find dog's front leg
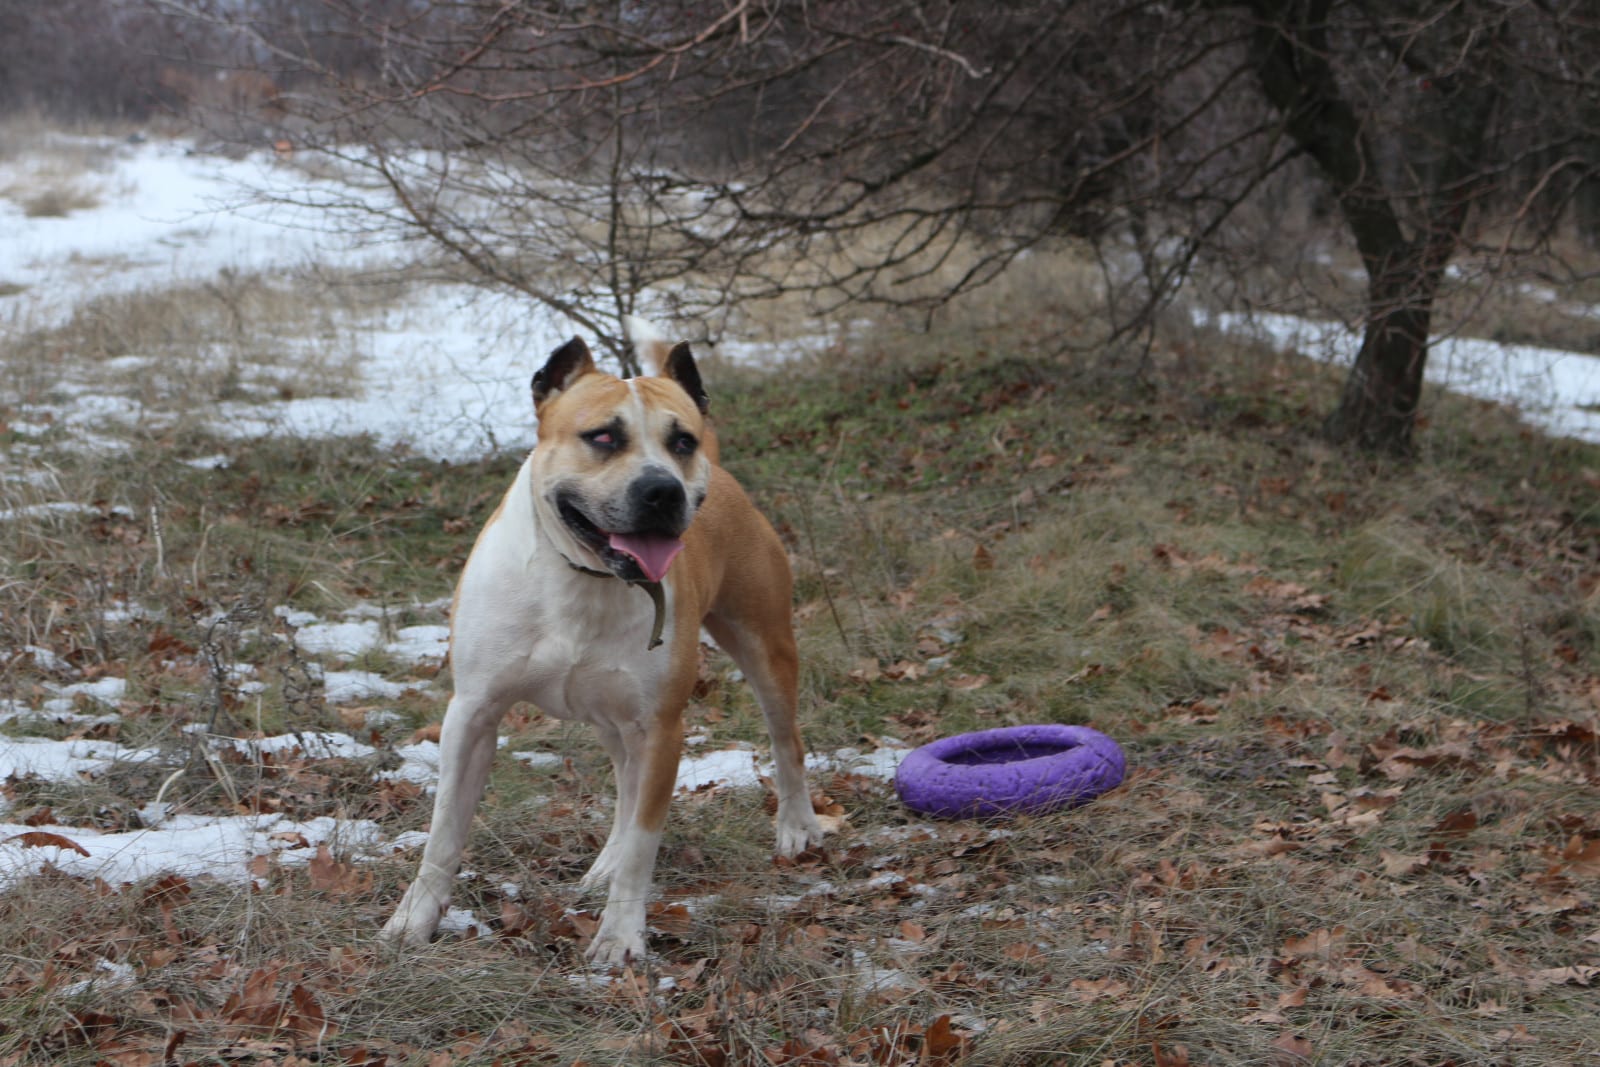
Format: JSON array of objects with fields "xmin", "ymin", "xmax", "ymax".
[
  {"xmin": 580, "ymin": 719, "xmax": 637, "ymax": 891},
  {"xmin": 585, "ymin": 712, "xmax": 683, "ymax": 968},
  {"xmin": 381, "ymin": 692, "xmax": 503, "ymax": 947}
]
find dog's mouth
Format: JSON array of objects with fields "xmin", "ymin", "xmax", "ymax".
[{"xmin": 558, "ymin": 497, "xmax": 685, "ymax": 583}]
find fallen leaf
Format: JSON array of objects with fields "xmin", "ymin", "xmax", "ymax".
[
  {"xmin": 1282, "ymin": 927, "xmax": 1345, "ymax": 960},
  {"xmin": 1431, "ymin": 807, "xmax": 1479, "ymax": 837},
  {"xmin": 1378, "ymin": 849, "xmax": 1430, "ymax": 877},
  {"xmin": 1068, "ymin": 975, "xmax": 1129, "ymax": 1000},
  {"xmin": 848, "ymin": 659, "xmax": 882, "ymax": 683},
  {"xmin": 1558, "ymin": 835, "xmax": 1600, "ymax": 876},
  {"xmin": 1269, "ymin": 1033, "xmax": 1313, "ymax": 1064},
  {"xmin": 646, "ymin": 902, "xmax": 693, "ymax": 939},
  {"xmin": 1004, "ymin": 941, "xmax": 1046, "ymax": 964},
  {"xmin": 307, "ymin": 845, "xmax": 373, "ymax": 896},
  {"xmin": 1277, "ymin": 986, "xmax": 1308, "ymax": 1008},
  {"xmin": 1151, "ymin": 1042, "xmax": 1191, "ymax": 1067},
  {"xmin": 922, "ymin": 1014, "xmax": 971, "ymax": 1065},
  {"xmin": 1493, "ymin": 1024, "xmax": 1539, "ymax": 1046},
  {"xmin": 1531, "ymin": 965, "xmax": 1598, "ymax": 987},
  {"xmin": 5, "ymin": 831, "xmax": 90, "ymax": 856}
]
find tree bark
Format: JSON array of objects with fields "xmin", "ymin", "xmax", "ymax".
[
  {"xmin": 1323, "ymin": 266, "xmax": 1437, "ymax": 454},
  {"xmin": 1238, "ymin": 0, "xmax": 1494, "ymax": 454}
]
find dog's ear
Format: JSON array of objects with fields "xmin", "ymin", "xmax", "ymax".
[
  {"xmin": 663, "ymin": 341, "xmax": 709, "ymax": 414},
  {"xmin": 531, "ymin": 337, "xmax": 597, "ymax": 409}
]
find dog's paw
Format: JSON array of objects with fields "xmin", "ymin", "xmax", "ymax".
[
  {"xmin": 775, "ymin": 810, "xmax": 826, "ymax": 858},
  {"xmin": 378, "ymin": 912, "xmax": 433, "ymax": 952},
  {"xmin": 379, "ymin": 886, "xmax": 448, "ymax": 950},
  {"xmin": 578, "ymin": 845, "xmax": 620, "ymax": 891},
  {"xmin": 585, "ymin": 926, "xmax": 646, "ymax": 969}
]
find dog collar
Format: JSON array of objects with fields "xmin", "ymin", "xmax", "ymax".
[{"xmin": 563, "ymin": 556, "xmax": 667, "ymax": 651}]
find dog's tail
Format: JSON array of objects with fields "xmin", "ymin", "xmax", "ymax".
[
  {"xmin": 623, "ymin": 314, "xmax": 721, "ymax": 464},
  {"xmin": 623, "ymin": 314, "xmax": 674, "ymax": 376}
]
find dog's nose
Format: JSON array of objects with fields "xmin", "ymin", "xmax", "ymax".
[{"xmin": 631, "ymin": 470, "xmax": 687, "ymax": 520}]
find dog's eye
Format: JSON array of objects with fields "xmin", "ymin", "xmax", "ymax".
[
  {"xmin": 582, "ymin": 429, "xmax": 620, "ymax": 450},
  {"xmin": 669, "ymin": 431, "xmax": 698, "ymax": 456}
]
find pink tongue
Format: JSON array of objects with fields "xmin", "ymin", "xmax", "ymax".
[{"xmin": 607, "ymin": 531, "xmax": 685, "ymax": 582}]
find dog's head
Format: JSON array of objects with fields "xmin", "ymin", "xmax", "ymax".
[{"xmin": 528, "ymin": 333, "xmax": 712, "ymax": 584}]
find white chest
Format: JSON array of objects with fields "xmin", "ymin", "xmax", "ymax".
[{"xmin": 449, "ymin": 500, "xmax": 675, "ymax": 725}]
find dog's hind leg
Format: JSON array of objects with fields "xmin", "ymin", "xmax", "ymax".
[
  {"xmin": 704, "ymin": 614, "xmax": 824, "ymax": 858},
  {"xmin": 380, "ymin": 690, "xmax": 504, "ymax": 947}
]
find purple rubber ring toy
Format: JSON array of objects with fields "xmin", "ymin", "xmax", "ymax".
[{"xmin": 895, "ymin": 724, "xmax": 1126, "ymax": 818}]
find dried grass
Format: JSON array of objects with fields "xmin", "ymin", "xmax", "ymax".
[{"xmin": 1, "ymin": 221, "xmax": 1598, "ymax": 1064}]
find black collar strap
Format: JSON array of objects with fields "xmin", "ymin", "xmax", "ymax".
[{"xmin": 563, "ymin": 555, "xmax": 667, "ymax": 650}]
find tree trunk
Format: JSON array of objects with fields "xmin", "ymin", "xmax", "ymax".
[
  {"xmin": 1323, "ymin": 274, "xmax": 1435, "ymax": 454},
  {"xmin": 1235, "ymin": 1, "xmax": 1497, "ymax": 455}
]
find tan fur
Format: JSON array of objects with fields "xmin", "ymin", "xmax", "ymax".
[{"xmin": 380, "ymin": 327, "xmax": 823, "ymax": 968}]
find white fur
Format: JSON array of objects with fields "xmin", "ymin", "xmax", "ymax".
[
  {"xmin": 380, "ymin": 415, "xmax": 822, "ymax": 967},
  {"xmin": 380, "ymin": 456, "xmax": 677, "ymax": 965}
]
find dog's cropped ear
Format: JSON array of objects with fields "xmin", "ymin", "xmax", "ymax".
[
  {"xmin": 531, "ymin": 337, "xmax": 597, "ymax": 409},
  {"xmin": 663, "ymin": 341, "xmax": 709, "ymax": 414}
]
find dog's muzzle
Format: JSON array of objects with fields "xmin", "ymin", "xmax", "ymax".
[{"xmin": 556, "ymin": 470, "xmax": 690, "ymax": 583}]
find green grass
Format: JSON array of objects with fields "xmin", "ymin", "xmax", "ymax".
[{"xmin": 1, "ymin": 276, "xmax": 1598, "ymax": 1063}]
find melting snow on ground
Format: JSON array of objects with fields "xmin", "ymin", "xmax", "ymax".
[
  {"xmin": 0, "ymin": 135, "xmax": 851, "ymax": 462},
  {"xmin": 0, "ymin": 588, "xmax": 908, "ymax": 895},
  {"xmin": 1206, "ymin": 309, "xmax": 1600, "ymax": 443},
  {"xmin": 7, "ymin": 131, "xmax": 1600, "ymax": 911}
]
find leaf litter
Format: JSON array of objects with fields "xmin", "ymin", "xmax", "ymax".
[{"xmin": 1, "ymin": 133, "xmax": 1599, "ymax": 1063}]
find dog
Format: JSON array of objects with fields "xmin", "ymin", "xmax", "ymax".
[{"xmin": 380, "ymin": 318, "xmax": 825, "ymax": 966}]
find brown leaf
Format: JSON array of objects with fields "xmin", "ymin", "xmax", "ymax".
[
  {"xmin": 1151, "ymin": 1043, "xmax": 1191, "ymax": 1067},
  {"xmin": 1378, "ymin": 849, "xmax": 1430, "ymax": 878},
  {"xmin": 1067, "ymin": 975, "xmax": 1129, "ymax": 1000},
  {"xmin": 1276, "ymin": 986, "xmax": 1308, "ymax": 1008},
  {"xmin": 141, "ymin": 874, "xmax": 192, "ymax": 907},
  {"xmin": 285, "ymin": 984, "xmax": 335, "ymax": 1041},
  {"xmin": 848, "ymin": 659, "xmax": 882, "ymax": 683},
  {"xmin": 922, "ymin": 1014, "xmax": 971, "ymax": 1065},
  {"xmin": 1269, "ymin": 1033, "xmax": 1314, "ymax": 1064},
  {"xmin": 1530, "ymin": 965, "xmax": 1599, "ymax": 988},
  {"xmin": 881, "ymin": 660, "xmax": 925, "ymax": 681},
  {"xmin": 1494, "ymin": 1024, "xmax": 1539, "ymax": 1046},
  {"xmin": 5, "ymin": 830, "xmax": 90, "ymax": 856},
  {"xmin": 1559, "ymin": 835, "xmax": 1600, "ymax": 876},
  {"xmin": 223, "ymin": 965, "xmax": 283, "ymax": 1028},
  {"xmin": 1238, "ymin": 835, "xmax": 1304, "ymax": 858},
  {"xmin": 971, "ymin": 544, "xmax": 995, "ymax": 571},
  {"xmin": 763, "ymin": 1035, "xmax": 837, "ymax": 1065},
  {"xmin": 945, "ymin": 673, "xmax": 990, "ymax": 690},
  {"xmin": 1281, "ymin": 927, "xmax": 1345, "ymax": 961},
  {"xmin": 646, "ymin": 902, "xmax": 693, "ymax": 939},
  {"xmin": 307, "ymin": 844, "xmax": 373, "ymax": 896},
  {"xmin": 1431, "ymin": 807, "xmax": 1478, "ymax": 837},
  {"xmin": 1003, "ymin": 941, "xmax": 1045, "ymax": 964}
]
